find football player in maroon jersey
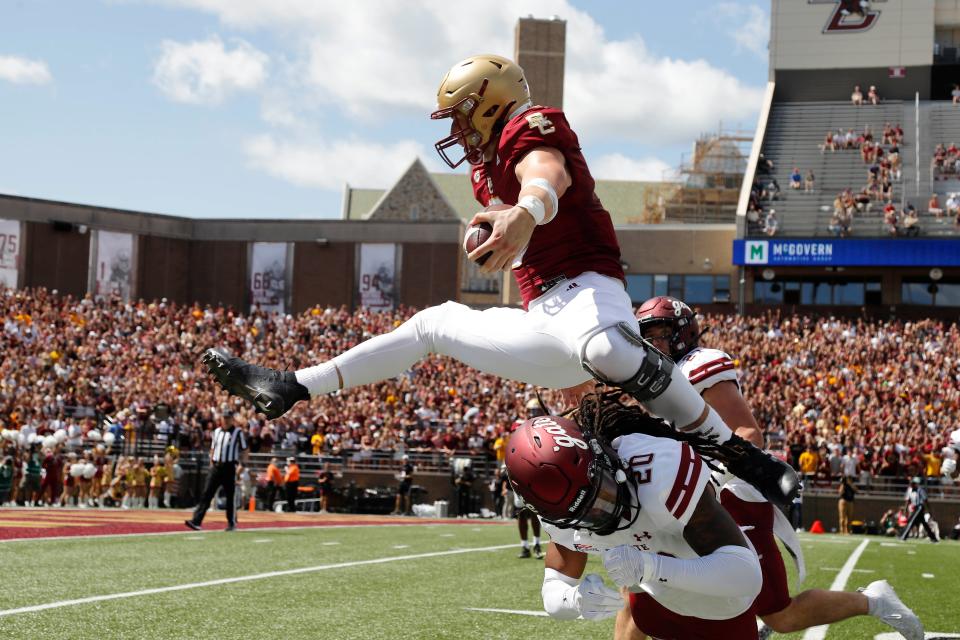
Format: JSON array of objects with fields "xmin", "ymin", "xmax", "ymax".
[{"xmin": 202, "ymin": 54, "xmax": 797, "ymax": 509}]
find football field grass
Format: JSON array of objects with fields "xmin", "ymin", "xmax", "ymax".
[{"xmin": 0, "ymin": 518, "xmax": 957, "ymax": 639}]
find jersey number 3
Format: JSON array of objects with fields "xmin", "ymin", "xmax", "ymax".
[
  {"xmin": 525, "ymin": 112, "xmax": 555, "ymax": 135},
  {"xmin": 628, "ymin": 453, "xmax": 655, "ymax": 485}
]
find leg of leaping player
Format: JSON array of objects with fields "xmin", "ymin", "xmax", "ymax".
[
  {"xmin": 201, "ymin": 54, "xmax": 797, "ymax": 509},
  {"xmin": 604, "ymin": 297, "xmax": 923, "ymax": 640}
]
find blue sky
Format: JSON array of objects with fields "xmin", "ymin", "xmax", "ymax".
[{"xmin": 0, "ymin": 0, "xmax": 769, "ymax": 219}]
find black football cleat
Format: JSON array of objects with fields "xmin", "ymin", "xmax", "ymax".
[
  {"xmin": 201, "ymin": 348, "xmax": 309, "ymax": 420},
  {"xmin": 184, "ymin": 520, "xmax": 202, "ymax": 531},
  {"xmin": 720, "ymin": 434, "xmax": 800, "ymax": 509},
  {"xmin": 517, "ymin": 547, "xmax": 532, "ymax": 559},
  {"xmin": 533, "ymin": 544, "xmax": 544, "ymax": 560}
]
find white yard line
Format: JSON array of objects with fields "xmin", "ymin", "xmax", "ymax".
[
  {"xmin": 464, "ymin": 607, "xmax": 549, "ymax": 618},
  {"xmin": 0, "ymin": 521, "xmax": 498, "ymax": 544},
  {"xmin": 802, "ymin": 539, "xmax": 870, "ymax": 640},
  {"xmin": 0, "ymin": 543, "xmax": 515, "ymax": 618}
]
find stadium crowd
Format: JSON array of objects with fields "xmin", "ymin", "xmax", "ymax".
[{"xmin": 0, "ymin": 288, "xmax": 958, "ymax": 506}]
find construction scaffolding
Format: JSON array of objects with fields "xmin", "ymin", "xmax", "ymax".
[{"xmin": 661, "ymin": 128, "xmax": 753, "ymax": 224}]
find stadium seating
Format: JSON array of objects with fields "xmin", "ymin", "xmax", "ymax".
[
  {"xmin": 0, "ymin": 289, "xmax": 955, "ymax": 508},
  {"xmin": 755, "ymin": 101, "xmax": 907, "ymax": 236}
]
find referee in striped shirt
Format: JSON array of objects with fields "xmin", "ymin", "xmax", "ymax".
[{"xmin": 185, "ymin": 411, "xmax": 248, "ymax": 531}]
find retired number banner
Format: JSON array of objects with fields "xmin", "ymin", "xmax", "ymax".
[
  {"xmin": 250, "ymin": 242, "xmax": 288, "ymax": 313},
  {"xmin": 358, "ymin": 243, "xmax": 396, "ymax": 311},
  {"xmin": 0, "ymin": 219, "xmax": 21, "ymax": 289},
  {"xmin": 94, "ymin": 230, "xmax": 134, "ymax": 300}
]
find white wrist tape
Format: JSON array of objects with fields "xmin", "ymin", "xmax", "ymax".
[
  {"xmin": 645, "ymin": 545, "xmax": 761, "ymax": 598},
  {"xmin": 518, "ymin": 194, "xmax": 546, "ymax": 225},
  {"xmin": 520, "ymin": 177, "xmax": 559, "ymax": 224},
  {"xmin": 541, "ymin": 568, "xmax": 581, "ymax": 620}
]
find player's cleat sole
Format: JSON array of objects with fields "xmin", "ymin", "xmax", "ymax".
[
  {"xmin": 201, "ymin": 348, "xmax": 309, "ymax": 420},
  {"xmin": 184, "ymin": 520, "xmax": 202, "ymax": 531},
  {"xmin": 859, "ymin": 579, "xmax": 924, "ymax": 640}
]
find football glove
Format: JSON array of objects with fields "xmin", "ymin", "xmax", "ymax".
[
  {"xmin": 602, "ymin": 545, "xmax": 655, "ymax": 589},
  {"xmin": 577, "ymin": 573, "xmax": 624, "ymax": 620},
  {"xmin": 942, "ymin": 457, "xmax": 957, "ymax": 477}
]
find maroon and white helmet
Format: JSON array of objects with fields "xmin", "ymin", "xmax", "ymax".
[
  {"xmin": 505, "ymin": 415, "xmax": 632, "ymax": 535},
  {"xmin": 635, "ymin": 296, "xmax": 701, "ymax": 360}
]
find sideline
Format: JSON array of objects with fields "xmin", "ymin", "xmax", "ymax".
[
  {"xmin": 0, "ymin": 543, "xmax": 515, "ymax": 617},
  {"xmin": 801, "ymin": 539, "xmax": 871, "ymax": 640}
]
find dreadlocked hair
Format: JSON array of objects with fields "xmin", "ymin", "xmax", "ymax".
[{"xmin": 571, "ymin": 391, "xmax": 727, "ymax": 471}]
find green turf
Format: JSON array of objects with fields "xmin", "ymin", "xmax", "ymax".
[{"xmin": 0, "ymin": 524, "xmax": 956, "ymax": 639}]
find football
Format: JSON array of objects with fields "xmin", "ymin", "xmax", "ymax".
[
  {"xmin": 464, "ymin": 203, "xmax": 511, "ymax": 266},
  {"xmin": 463, "ymin": 222, "xmax": 493, "ymax": 265}
]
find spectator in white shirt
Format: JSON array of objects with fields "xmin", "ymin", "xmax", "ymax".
[{"xmin": 764, "ymin": 209, "xmax": 779, "ymax": 236}]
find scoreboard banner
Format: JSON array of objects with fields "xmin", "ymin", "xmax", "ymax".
[
  {"xmin": 734, "ymin": 238, "xmax": 960, "ymax": 266},
  {"xmin": 249, "ymin": 242, "xmax": 288, "ymax": 313},
  {"xmin": 358, "ymin": 243, "xmax": 396, "ymax": 311},
  {"xmin": 94, "ymin": 230, "xmax": 134, "ymax": 300},
  {"xmin": 0, "ymin": 219, "xmax": 21, "ymax": 289}
]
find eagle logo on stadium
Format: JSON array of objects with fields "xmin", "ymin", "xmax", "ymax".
[{"xmin": 809, "ymin": 0, "xmax": 885, "ymax": 34}]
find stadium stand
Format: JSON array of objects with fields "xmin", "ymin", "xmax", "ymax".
[
  {"xmin": 749, "ymin": 100, "xmax": 910, "ymax": 237},
  {"xmin": 1, "ymin": 289, "xmax": 957, "ymax": 510}
]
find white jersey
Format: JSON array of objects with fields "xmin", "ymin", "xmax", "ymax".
[
  {"xmin": 677, "ymin": 346, "xmax": 739, "ymax": 395},
  {"xmin": 544, "ymin": 432, "xmax": 755, "ymax": 620}
]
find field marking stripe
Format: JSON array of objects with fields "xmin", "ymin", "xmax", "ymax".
[
  {"xmin": 464, "ymin": 607, "xmax": 549, "ymax": 617},
  {"xmin": 0, "ymin": 521, "xmax": 509, "ymax": 544},
  {"xmin": 0, "ymin": 543, "xmax": 514, "ymax": 617},
  {"xmin": 802, "ymin": 538, "xmax": 870, "ymax": 640}
]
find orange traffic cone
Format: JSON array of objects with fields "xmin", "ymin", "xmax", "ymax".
[
  {"xmin": 248, "ymin": 496, "xmax": 256, "ymax": 512},
  {"xmin": 809, "ymin": 520, "xmax": 824, "ymax": 534}
]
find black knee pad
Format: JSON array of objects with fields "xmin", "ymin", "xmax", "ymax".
[{"xmin": 581, "ymin": 322, "xmax": 674, "ymax": 401}]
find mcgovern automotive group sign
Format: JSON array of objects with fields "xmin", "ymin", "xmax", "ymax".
[{"xmin": 733, "ymin": 239, "xmax": 960, "ymax": 266}]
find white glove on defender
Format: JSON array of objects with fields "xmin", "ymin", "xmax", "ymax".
[
  {"xmin": 602, "ymin": 545, "xmax": 655, "ymax": 589},
  {"xmin": 950, "ymin": 428, "xmax": 960, "ymax": 449},
  {"xmin": 942, "ymin": 457, "xmax": 957, "ymax": 477},
  {"xmin": 541, "ymin": 570, "xmax": 621, "ymax": 620}
]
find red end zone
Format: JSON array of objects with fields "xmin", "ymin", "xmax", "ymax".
[{"xmin": 0, "ymin": 508, "xmax": 506, "ymax": 541}]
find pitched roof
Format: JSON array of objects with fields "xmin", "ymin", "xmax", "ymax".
[
  {"xmin": 363, "ymin": 158, "xmax": 459, "ymax": 222},
  {"xmin": 343, "ymin": 157, "xmax": 674, "ymax": 225}
]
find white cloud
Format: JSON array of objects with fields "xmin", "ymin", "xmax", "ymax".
[
  {"xmin": 152, "ymin": 1, "xmax": 764, "ymax": 183},
  {"xmin": 243, "ymin": 134, "xmax": 425, "ymax": 189},
  {"xmin": 717, "ymin": 3, "xmax": 770, "ymax": 60},
  {"xmin": 153, "ymin": 35, "xmax": 268, "ymax": 105},
  {"xmin": 589, "ymin": 153, "xmax": 672, "ymax": 182},
  {"xmin": 161, "ymin": 1, "xmax": 762, "ymax": 137},
  {"xmin": 0, "ymin": 55, "xmax": 52, "ymax": 84}
]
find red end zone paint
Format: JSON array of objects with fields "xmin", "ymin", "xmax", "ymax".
[{"xmin": 0, "ymin": 509, "xmax": 506, "ymax": 541}]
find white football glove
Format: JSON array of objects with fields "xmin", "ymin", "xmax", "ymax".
[
  {"xmin": 576, "ymin": 573, "xmax": 623, "ymax": 620},
  {"xmin": 950, "ymin": 428, "xmax": 960, "ymax": 449},
  {"xmin": 942, "ymin": 457, "xmax": 957, "ymax": 477},
  {"xmin": 602, "ymin": 545, "xmax": 655, "ymax": 589}
]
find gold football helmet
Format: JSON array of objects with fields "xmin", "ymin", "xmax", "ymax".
[{"xmin": 431, "ymin": 54, "xmax": 530, "ymax": 168}]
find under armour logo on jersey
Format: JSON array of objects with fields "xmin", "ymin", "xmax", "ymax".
[
  {"xmin": 566, "ymin": 282, "xmax": 579, "ymax": 291},
  {"xmin": 634, "ymin": 531, "xmax": 652, "ymax": 541}
]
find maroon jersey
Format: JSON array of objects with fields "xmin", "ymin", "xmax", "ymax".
[{"xmin": 470, "ymin": 106, "xmax": 624, "ymax": 307}]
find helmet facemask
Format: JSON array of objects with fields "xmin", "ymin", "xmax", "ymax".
[{"xmin": 431, "ymin": 88, "xmax": 486, "ymax": 168}]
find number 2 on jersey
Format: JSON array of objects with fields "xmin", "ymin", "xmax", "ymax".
[{"xmin": 628, "ymin": 453, "xmax": 655, "ymax": 485}]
